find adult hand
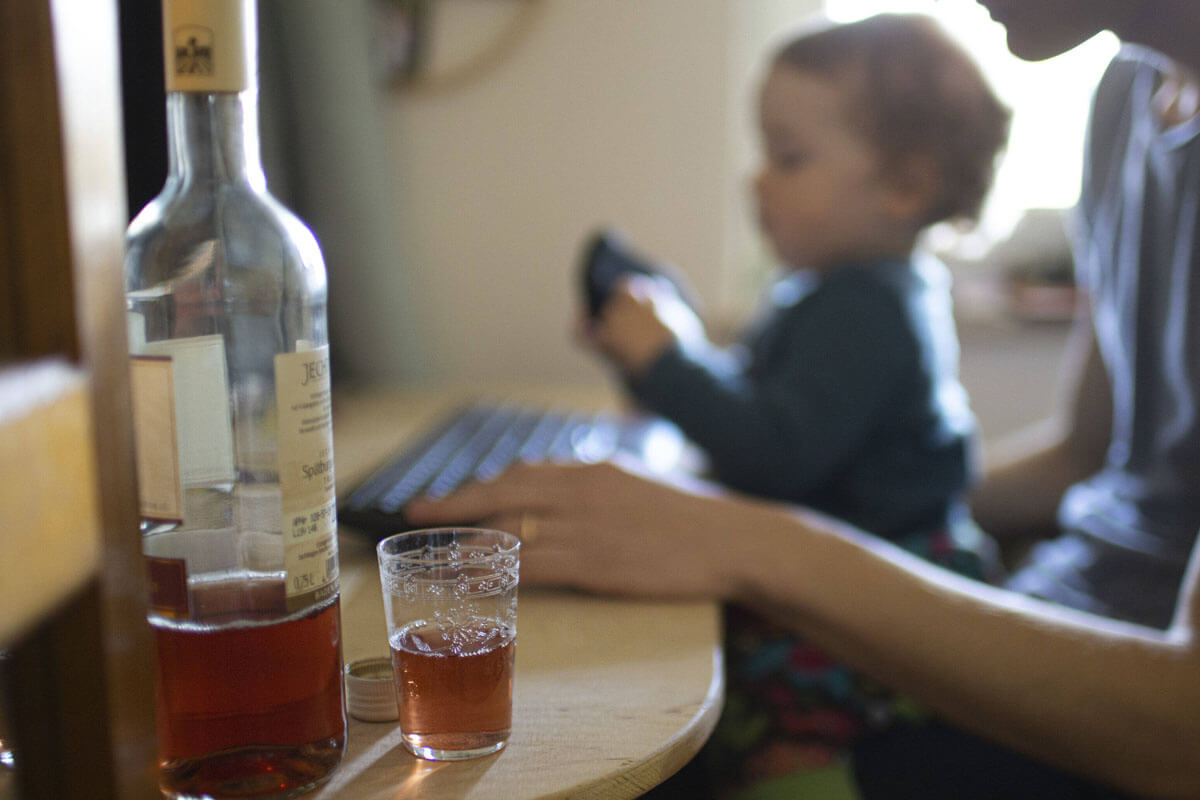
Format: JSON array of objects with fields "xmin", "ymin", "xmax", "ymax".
[{"xmin": 404, "ymin": 458, "xmax": 753, "ymax": 599}]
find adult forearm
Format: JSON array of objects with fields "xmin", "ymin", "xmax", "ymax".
[
  {"xmin": 970, "ymin": 314, "xmax": 1112, "ymax": 541},
  {"xmin": 969, "ymin": 417, "xmax": 1082, "ymax": 539},
  {"xmin": 724, "ymin": 504, "xmax": 1200, "ymax": 798}
]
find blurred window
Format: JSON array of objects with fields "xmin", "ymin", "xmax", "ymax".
[{"xmin": 825, "ymin": 0, "xmax": 1118, "ymax": 255}]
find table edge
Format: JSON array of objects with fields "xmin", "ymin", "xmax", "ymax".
[{"xmin": 541, "ymin": 646, "xmax": 725, "ymax": 800}]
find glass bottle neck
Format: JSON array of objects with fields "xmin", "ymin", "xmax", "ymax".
[{"xmin": 166, "ymin": 90, "xmax": 266, "ymax": 191}]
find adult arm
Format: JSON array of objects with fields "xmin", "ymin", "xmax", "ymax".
[
  {"xmin": 969, "ymin": 307, "xmax": 1112, "ymax": 542},
  {"xmin": 407, "ymin": 461, "xmax": 1200, "ymax": 799}
]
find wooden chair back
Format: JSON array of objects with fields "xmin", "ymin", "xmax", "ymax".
[{"xmin": 1, "ymin": 0, "xmax": 158, "ymax": 796}]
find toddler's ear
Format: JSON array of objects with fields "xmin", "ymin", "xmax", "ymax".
[{"xmin": 883, "ymin": 152, "xmax": 943, "ymax": 223}]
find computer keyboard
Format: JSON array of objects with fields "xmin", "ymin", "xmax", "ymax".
[{"xmin": 338, "ymin": 400, "xmax": 688, "ymax": 540}]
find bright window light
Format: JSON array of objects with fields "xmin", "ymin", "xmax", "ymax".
[{"xmin": 824, "ymin": 0, "xmax": 1118, "ymax": 252}]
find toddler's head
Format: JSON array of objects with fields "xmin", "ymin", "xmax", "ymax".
[{"xmin": 755, "ymin": 13, "xmax": 1010, "ymax": 271}]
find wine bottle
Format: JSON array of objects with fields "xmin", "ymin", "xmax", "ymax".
[{"xmin": 124, "ymin": 0, "xmax": 346, "ymax": 796}]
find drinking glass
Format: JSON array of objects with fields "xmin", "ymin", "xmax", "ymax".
[{"xmin": 377, "ymin": 528, "xmax": 519, "ymax": 761}]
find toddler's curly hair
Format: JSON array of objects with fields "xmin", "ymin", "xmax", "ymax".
[{"xmin": 776, "ymin": 13, "xmax": 1012, "ymax": 227}]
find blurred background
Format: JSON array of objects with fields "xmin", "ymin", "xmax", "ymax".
[{"xmin": 120, "ymin": 0, "xmax": 1118, "ymax": 443}]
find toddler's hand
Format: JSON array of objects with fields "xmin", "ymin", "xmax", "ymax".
[{"xmin": 587, "ymin": 274, "xmax": 706, "ymax": 377}]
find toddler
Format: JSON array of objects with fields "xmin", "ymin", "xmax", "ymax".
[{"xmin": 585, "ymin": 13, "xmax": 1011, "ymax": 796}]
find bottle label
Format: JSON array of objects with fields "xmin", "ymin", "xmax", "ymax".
[
  {"xmin": 129, "ymin": 355, "xmax": 183, "ymax": 524},
  {"xmin": 275, "ymin": 346, "xmax": 339, "ymax": 611},
  {"xmin": 130, "ymin": 335, "xmax": 235, "ymax": 523},
  {"xmin": 163, "ymin": 0, "xmax": 254, "ymax": 93}
]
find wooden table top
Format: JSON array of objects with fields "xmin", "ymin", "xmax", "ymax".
[{"xmin": 316, "ymin": 383, "xmax": 724, "ymax": 799}]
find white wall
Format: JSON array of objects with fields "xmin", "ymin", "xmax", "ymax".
[
  {"xmin": 276, "ymin": 0, "xmax": 821, "ymax": 386},
  {"xmin": 269, "ymin": 0, "xmax": 1073, "ymax": 444}
]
